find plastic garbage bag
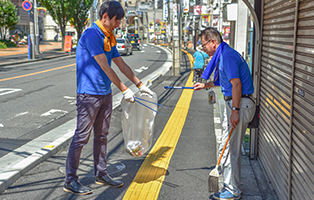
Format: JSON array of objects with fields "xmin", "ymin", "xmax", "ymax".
[{"xmin": 121, "ymin": 92, "xmax": 158, "ymax": 157}]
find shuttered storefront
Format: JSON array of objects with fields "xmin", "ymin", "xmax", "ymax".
[
  {"xmin": 258, "ymin": 0, "xmax": 314, "ymax": 199},
  {"xmin": 291, "ymin": 0, "xmax": 314, "ymax": 199}
]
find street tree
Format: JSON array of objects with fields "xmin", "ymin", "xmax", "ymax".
[
  {"xmin": 69, "ymin": 0, "xmax": 93, "ymax": 42},
  {"xmin": 38, "ymin": 0, "xmax": 71, "ymax": 49},
  {"xmin": 0, "ymin": 0, "xmax": 19, "ymax": 40}
]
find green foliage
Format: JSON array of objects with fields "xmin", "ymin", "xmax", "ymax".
[
  {"xmin": 38, "ymin": 0, "xmax": 72, "ymax": 47},
  {"xmin": 0, "ymin": 41, "xmax": 7, "ymax": 49},
  {"xmin": 244, "ymin": 135, "xmax": 249, "ymax": 143},
  {"xmin": 0, "ymin": 0, "xmax": 20, "ymax": 39},
  {"xmin": 0, "ymin": 39, "xmax": 16, "ymax": 47},
  {"xmin": 68, "ymin": 0, "xmax": 93, "ymax": 41}
]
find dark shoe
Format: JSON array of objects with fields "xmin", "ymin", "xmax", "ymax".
[
  {"xmin": 95, "ymin": 175, "xmax": 124, "ymax": 187},
  {"xmin": 63, "ymin": 180, "xmax": 92, "ymax": 195}
]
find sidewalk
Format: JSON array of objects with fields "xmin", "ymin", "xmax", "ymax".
[
  {"xmin": 0, "ymin": 41, "xmax": 74, "ymax": 67},
  {"xmin": 0, "ymin": 44, "xmax": 277, "ymax": 199}
]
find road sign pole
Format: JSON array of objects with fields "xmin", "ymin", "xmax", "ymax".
[{"xmin": 22, "ymin": 0, "xmax": 35, "ymax": 59}]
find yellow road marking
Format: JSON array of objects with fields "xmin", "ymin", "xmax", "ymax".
[
  {"xmin": 0, "ymin": 63, "xmax": 75, "ymax": 82},
  {"xmin": 123, "ymin": 50, "xmax": 194, "ymax": 200},
  {"xmin": 182, "ymin": 49, "xmax": 194, "ymax": 70}
]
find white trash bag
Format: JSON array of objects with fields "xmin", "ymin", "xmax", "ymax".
[{"xmin": 121, "ymin": 92, "xmax": 158, "ymax": 157}]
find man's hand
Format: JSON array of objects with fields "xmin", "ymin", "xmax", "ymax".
[
  {"xmin": 138, "ymin": 85, "xmax": 154, "ymax": 97},
  {"xmin": 123, "ymin": 88, "xmax": 135, "ymax": 103},
  {"xmin": 230, "ymin": 111, "xmax": 240, "ymax": 128},
  {"xmin": 193, "ymin": 82, "xmax": 205, "ymax": 90}
]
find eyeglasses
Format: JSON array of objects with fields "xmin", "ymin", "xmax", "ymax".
[{"xmin": 201, "ymin": 40, "xmax": 211, "ymax": 48}]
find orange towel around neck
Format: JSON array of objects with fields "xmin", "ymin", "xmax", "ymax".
[{"xmin": 95, "ymin": 20, "xmax": 117, "ymax": 52}]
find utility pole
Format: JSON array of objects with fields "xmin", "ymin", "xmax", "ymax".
[
  {"xmin": 172, "ymin": 2, "xmax": 180, "ymax": 75},
  {"xmin": 29, "ymin": 21, "xmax": 35, "ymax": 59},
  {"xmin": 179, "ymin": 0, "xmax": 182, "ymax": 62},
  {"xmin": 121, "ymin": 0, "xmax": 125, "ymax": 35},
  {"xmin": 33, "ymin": 0, "xmax": 40, "ymax": 54},
  {"xmin": 192, "ymin": 15, "xmax": 196, "ymax": 50},
  {"xmin": 167, "ymin": 0, "xmax": 171, "ymax": 48},
  {"xmin": 137, "ymin": 0, "xmax": 141, "ymax": 38},
  {"xmin": 154, "ymin": 0, "xmax": 156, "ymax": 43}
]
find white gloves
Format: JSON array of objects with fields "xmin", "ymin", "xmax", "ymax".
[
  {"xmin": 123, "ymin": 88, "xmax": 135, "ymax": 103},
  {"xmin": 138, "ymin": 85, "xmax": 154, "ymax": 97}
]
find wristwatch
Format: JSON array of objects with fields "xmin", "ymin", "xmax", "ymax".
[{"xmin": 232, "ymin": 107, "xmax": 240, "ymax": 111}]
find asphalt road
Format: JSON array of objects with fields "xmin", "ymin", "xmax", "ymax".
[{"xmin": 0, "ymin": 44, "xmax": 167, "ymax": 158}]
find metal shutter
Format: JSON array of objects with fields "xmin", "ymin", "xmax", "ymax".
[
  {"xmin": 259, "ymin": 0, "xmax": 314, "ymax": 199},
  {"xmin": 291, "ymin": 0, "xmax": 314, "ymax": 199},
  {"xmin": 259, "ymin": 0, "xmax": 296, "ymax": 199}
]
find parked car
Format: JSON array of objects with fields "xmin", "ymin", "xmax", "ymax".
[
  {"xmin": 116, "ymin": 38, "xmax": 133, "ymax": 56},
  {"xmin": 127, "ymin": 33, "xmax": 141, "ymax": 50}
]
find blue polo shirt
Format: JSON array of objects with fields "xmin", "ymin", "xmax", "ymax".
[
  {"xmin": 218, "ymin": 45, "xmax": 254, "ymax": 96},
  {"xmin": 76, "ymin": 23, "xmax": 120, "ymax": 95}
]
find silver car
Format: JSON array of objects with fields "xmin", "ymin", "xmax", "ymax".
[{"xmin": 116, "ymin": 38, "xmax": 133, "ymax": 56}]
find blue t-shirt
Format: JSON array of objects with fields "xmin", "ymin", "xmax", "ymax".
[
  {"xmin": 218, "ymin": 45, "xmax": 254, "ymax": 96},
  {"xmin": 193, "ymin": 51, "xmax": 210, "ymax": 69},
  {"xmin": 76, "ymin": 23, "xmax": 120, "ymax": 95}
]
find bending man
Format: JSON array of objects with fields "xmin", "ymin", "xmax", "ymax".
[{"xmin": 194, "ymin": 27, "xmax": 255, "ymax": 200}]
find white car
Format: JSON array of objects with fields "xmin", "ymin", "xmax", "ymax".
[{"xmin": 116, "ymin": 38, "xmax": 133, "ymax": 56}]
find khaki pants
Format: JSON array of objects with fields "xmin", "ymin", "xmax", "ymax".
[{"xmin": 220, "ymin": 97, "xmax": 255, "ymax": 196}]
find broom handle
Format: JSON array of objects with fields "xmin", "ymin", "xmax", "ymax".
[{"xmin": 217, "ymin": 127, "xmax": 234, "ymax": 166}]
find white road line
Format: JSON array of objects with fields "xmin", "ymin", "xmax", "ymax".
[
  {"xmin": 0, "ymin": 88, "xmax": 22, "ymax": 96},
  {"xmin": 134, "ymin": 66, "xmax": 148, "ymax": 73},
  {"xmin": 0, "ymin": 124, "xmax": 3, "ymax": 127},
  {"xmin": 41, "ymin": 109, "xmax": 68, "ymax": 117},
  {"xmin": 64, "ymin": 96, "xmax": 76, "ymax": 105},
  {"xmin": 63, "ymin": 96, "xmax": 75, "ymax": 99},
  {"xmin": 156, "ymin": 50, "xmax": 161, "ymax": 53},
  {"xmin": 12, "ymin": 112, "xmax": 29, "ymax": 119}
]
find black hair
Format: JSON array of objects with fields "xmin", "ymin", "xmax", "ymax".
[
  {"xmin": 200, "ymin": 27, "xmax": 223, "ymax": 44},
  {"xmin": 99, "ymin": 1, "xmax": 125, "ymax": 20}
]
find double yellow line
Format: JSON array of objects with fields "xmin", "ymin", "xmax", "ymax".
[
  {"xmin": 123, "ymin": 50, "xmax": 194, "ymax": 200},
  {"xmin": 0, "ymin": 63, "xmax": 75, "ymax": 82}
]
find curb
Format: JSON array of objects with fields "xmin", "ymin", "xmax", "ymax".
[{"xmin": 0, "ymin": 44, "xmax": 172, "ymax": 194}]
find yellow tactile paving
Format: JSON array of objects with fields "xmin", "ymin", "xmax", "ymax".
[{"xmin": 123, "ymin": 50, "xmax": 194, "ymax": 200}]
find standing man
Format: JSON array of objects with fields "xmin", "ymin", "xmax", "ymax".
[
  {"xmin": 63, "ymin": 1, "xmax": 153, "ymax": 195},
  {"xmin": 194, "ymin": 27, "xmax": 255, "ymax": 199},
  {"xmin": 192, "ymin": 43, "xmax": 209, "ymax": 83}
]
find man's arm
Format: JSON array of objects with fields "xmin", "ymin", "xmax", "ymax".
[
  {"xmin": 112, "ymin": 56, "xmax": 142, "ymax": 87},
  {"xmin": 93, "ymin": 54, "xmax": 129, "ymax": 92},
  {"xmin": 229, "ymin": 78, "xmax": 242, "ymax": 128},
  {"xmin": 113, "ymin": 56, "xmax": 154, "ymax": 96}
]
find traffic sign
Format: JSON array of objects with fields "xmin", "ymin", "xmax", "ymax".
[{"xmin": 22, "ymin": 0, "xmax": 32, "ymax": 12}]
